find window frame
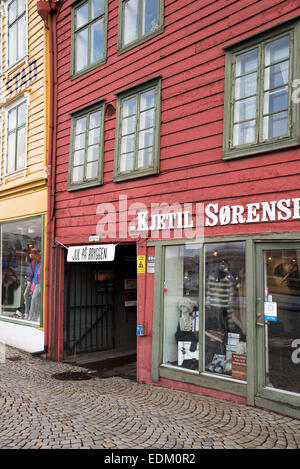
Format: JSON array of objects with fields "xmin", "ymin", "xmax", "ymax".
[
  {"xmin": 223, "ymin": 17, "xmax": 300, "ymax": 160},
  {"xmin": 6, "ymin": 0, "xmax": 28, "ymax": 71},
  {"xmin": 4, "ymin": 94, "xmax": 28, "ymax": 177},
  {"xmin": 67, "ymin": 100, "xmax": 105, "ymax": 192},
  {"xmin": 70, "ymin": 0, "xmax": 108, "ymax": 80},
  {"xmin": 113, "ymin": 77, "xmax": 161, "ymax": 182},
  {"xmin": 117, "ymin": 0, "xmax": 164, "ymax": 55}
]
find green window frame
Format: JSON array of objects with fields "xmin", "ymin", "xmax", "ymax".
[
  {"xmin": 71, "ymin": 0, "xmax": 108, "ymax": 79},
  {"xmin": 114, "ymin": 77, "xmax": 161, "ymax": 182},
  {"xmin": 7, "ymin": 0, "xmax": 27, "ymax": 68},
  {"xmin": 67, "ymin": 102, "xmax": 105, "ymax": 191},
  {"xmin": 6, "ymin": 99, "xmax": 27, "ymax": 175},
  {"xmin": 117, "ymin": 0, "xmax": 164, "ymax": 54},
  {"xmin": 223, "ymin": 17, "xmax": 300, "ymax": 160}
]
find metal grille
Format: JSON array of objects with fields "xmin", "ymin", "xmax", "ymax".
[{"xmin": 64, "ymin": 263, "xmax": 114, "ymax": 357}]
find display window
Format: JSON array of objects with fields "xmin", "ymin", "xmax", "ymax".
[
  {"xmin": 1, "ymin": 216, "xmax": 43, "ymax": 324},
  {"xmin": 162, "ymin": 241, "xmax": 246, "ymax": 381}
]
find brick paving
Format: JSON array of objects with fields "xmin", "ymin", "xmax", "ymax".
[{"xmin": 0, "ymin": 346, "xmax": 299, "ymax": 450}]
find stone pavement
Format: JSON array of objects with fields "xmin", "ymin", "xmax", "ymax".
[{"xmin": 0, "ymin": 346, "xmax": 299, "ymax": 450}]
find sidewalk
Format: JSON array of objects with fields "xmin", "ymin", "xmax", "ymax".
[{"xmin": 0, "ymin": 346, "xmax": 299, "ymax": 450}]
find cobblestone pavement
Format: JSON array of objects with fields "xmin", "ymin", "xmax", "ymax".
[{"xmin": 0, "ymin": 346, "xmax": 299, "ymax": 450}]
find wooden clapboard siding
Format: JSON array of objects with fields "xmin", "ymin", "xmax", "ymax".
[
  {"xmin": 55, "ymin": 0, "xmax": 300, "ymax": 242},
  {"xmin": 0, "ymin": 0, "xmax": 47, "ymax": 211}
]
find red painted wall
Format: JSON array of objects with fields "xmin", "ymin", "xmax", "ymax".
[{"xmin": 54, "ymin": 1, "xmax": 300, "ymax": 388}]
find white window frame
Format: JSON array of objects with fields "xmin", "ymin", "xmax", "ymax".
[
  {"xmin": 5, "ymin": 0, "xmax": 28, "ymax": 73},
  {"xmin": 3, "ymin": 92, "xmax": 29, "ymax": 181}
]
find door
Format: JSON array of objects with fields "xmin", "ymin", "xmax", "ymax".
[{"xmin": 256, "ymin": 243, "xmax": 300, "ymax": 409}]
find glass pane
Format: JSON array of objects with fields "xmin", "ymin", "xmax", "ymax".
[
  {"xmin": 233, "ymin": 120, "xmax": 256, "ymax": 146},
  {"xmin": 120, "ymin": 153, "xmax": 134, "ymax": 172},
  {"xmin": 123, "ymin": 97, "xmax": 136, "ymax": 117},
  {"xmin": 122, "ymin": 116, "xmax": 136, "ymax": 135},
  {"xmin": 91, "ymin": 0, "xmax": 104, "ymax": 18},
  {"xmin": 75, "ymin": 28, "xmax": 88, "ymax": 72},
  {"xmin": 265, "ymin": 35, "xmax": 290, "ymax": 66},
  {"xmin": 74, "ymin": 133, "xmax": 86, "ymax": 150},
  {"xmin": 264, "ymin": 87, "xmax": 288, "ymax": 114},
  {"xmin": 7, "ymin": 133, "xmax": 16, "ymax": 173},
  {"xmin": 204, "ymin": 242, "xmax": 246, "ymax": 380},
  {"xmin": 235, "ymin": 72, "xmax": 257, "ymax": 99},
  {"xmin": 73, "ymin": 150, "xmax": 85, "ymax": 166},
  {"xmin": 87, "ymin": 144, "xmax": 99, "ymax": 161},
  {"xmin": 236, "ymin": 49, "xmax": 258, "ymax": 76},
  {"xmin": 86, "ymin": 161, "xmax": 98, "ymax": 179},
  {"xmin": 72, "ymin": 165, "xmax": 84, "ymax": 182},
  {"xmin": 18, "ymin": 0, "xmax": 26, "ymax": 15},
  {"xmin": 76, "ymin": 2, "xmax": 89, "ymax": 29},
  {"xmin": 1, "ymin": 217, "xmax": 43, "ymax": 323},
  {"xmin": 140, "ymin": 109, "xmax": 154, "ymax": 129},
  {"xmin": 139, "ymin": 128, "xmax": 153, "ymax": 149},
  {"xmin": 138, "ymin": 148, "xmax": 153, "ymax": 167},
  {"xmin": 18, "ymin": 15, "xmax": 26, "ymax": 59},
  {"xmin": 124, "ymin": 0, "xmax": 139, "ymax": 45},
  {"xmin": 89, "ymin": 111, "xmax": 101, "ymax": 129},
  {"xmin": 17, "ymin": 127, "xmax": 26, "ymax": 169},
  {"xmin": 88, "ymin": 128, "xmax": 100, "ymax": 145},
  {"xmin": 142, "ymin": 0, "xmax": 159, "ymax": 35},
  {"xmin": 163, "ymin": 245, "xmax": 200, "ymax": 371},
  {"xmin": 90, "ymin": 19, "xmax": 103, "ymax": 64},
  {"xmin": 8, "ymin": 109, "xmax": 17, "ymax": 131},
  {"xmin": 234, "ymin": 97, "xmax": 256, "ymax": 123},
  {"xmin": 8, "ymin": 0, "xmax": 17, "ymax": 24},
  {"xmin": 8, "ymin": 24, "xmax": 17, "ymax": 66},
  {"xmin": 76, "ymin": 117, "xmax": 87, "ymax": 134},
  {"xmin": 121, "ymin": 135, "xmax": 135, "ymax": 153},
  {"xmin": 17, "ymin": 103, "xmax": 26, "ymax": 126},
  {"xmin": 263, "ymin": 249, "xmax": 300, "ymax": 394},
  {"xmin": 264, "ymin": 61, "xmax": 289, "ymax": 90},
  {"xmin": 141, "ymin": 89, "xmax": 155, "ymax": 110},
  {"xmin": 263, "ymin": 111, "xmax": 288, "ymax": 140}
]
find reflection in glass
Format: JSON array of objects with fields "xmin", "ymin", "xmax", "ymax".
[{"xmin": 124, "ymin": 0, "xmax": 139, "ymax": 45}]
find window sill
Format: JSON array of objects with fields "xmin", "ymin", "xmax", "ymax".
[
  {"xmin": 223, "ymin": 137, "xmax": 300, "ymax": 160},
  {"xmin": 5, "ymin": 55, "xmax": 28, "ymax": 76},
  {"xmin": 67, "ymin": 179, "xmax": 103, "ymax": 192},
  {"xmin": 70, "ymin": 58, "xmax": 107, "ymax": 81},
  {"xmin": 117, "ymin": 26, "xmax": 164, "ymax": 56},
  {"xmin": 0, "ymin": 315, "xmax": 41, "ymax": 328},
  {"xmin": 113, "ymin": 166, "xmax": 159, "ymax": 183}
]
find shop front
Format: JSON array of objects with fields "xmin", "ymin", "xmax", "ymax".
[{"xmin": 145, "ymin": 200, "xmax": 300, "ymax": 419}]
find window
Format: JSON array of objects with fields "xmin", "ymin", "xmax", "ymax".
[
  {"xmin": 118, "ymin": 0, "xmax": 164, "ymax": 53},
  {"xmin": 7, "ymin": 0, "xmax": 26, "ymax": 68},
  {"xmin": 6, "ymin": 99, "xmax": 27, "ymax": 175},
  {"xmin": 223, "ymin": 18, "xmax": 300, "ymax": 159},
  {"xmin": 71, "ymin": 0, "xmax": 107, "ymax": 77},
  {"xmin": 1, "ymin": 216, "xmax": 43, "ymax": 325},
  {"xmin": 114, "ymin": 78, "xmax": 161, "ymax": 181},
  {"xmin": 68, "ymin": 102, "xmax": 105, "ymax": 190}
]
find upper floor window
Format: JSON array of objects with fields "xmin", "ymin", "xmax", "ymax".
[
  {"xmin": 71, "ymin": 0, "xmax": 107, "ymax": 78},
  {"xmin": 6, "ymin": 98, "xmax": 27, "ymax": 175},
  {"xmin": 7, "ymin": 0, "xmax": 26, "ymax": 68},
  {"xmin": 223, "ymin": 18, "xmax": 300, "ymax": 159},
  {"xmin": 67, "ymin": 102, "xmax": 105, "ymax": 190},
  {"xmin": 114, "ymin": 78, "xmax": 161, "ymax": 181},
  {"xmin": 118, "ymin": 0, "xmax": 164, "ymax": 53}
]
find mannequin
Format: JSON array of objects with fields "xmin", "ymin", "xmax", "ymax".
[
  {"xmin": 175, "ymin": 297, "xmax": 199, "ymax": 353},
  {"xmin": 24, "ymin": 249, "xmax": 39, "ymax": 319},
  {"xmin": 28, "ymin": 255, "xmax": 41, "ymax": 322}
]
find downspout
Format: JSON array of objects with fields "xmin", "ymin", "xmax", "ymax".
[{"xmin": 37, "ymin": 1, "xmax": 62, "ymax": 360}]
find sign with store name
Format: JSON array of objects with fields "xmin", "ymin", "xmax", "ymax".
[
  {"xmin": 6, "ymin": 59, "xmax": 38, "ymax": 97},
  {"xmin": 67, "ymin": 244, "xmax": 115, "ymax": 262}
]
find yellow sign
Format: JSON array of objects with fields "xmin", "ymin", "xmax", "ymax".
[{"xmin": 137, "ymin": 255, "xmax": 146, "ymax": 273}]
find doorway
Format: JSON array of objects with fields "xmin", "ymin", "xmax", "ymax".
[
  {"xmin": 256, "ymin": 243, "xmax": 300, "ymax": 408},
  {"xmin": 63, "ymin": 244, "xmax": 137, "ymax": 376}
]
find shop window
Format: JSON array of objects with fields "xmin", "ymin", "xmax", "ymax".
[
  {"xmin": 6, "ymin": 99, "xmax": 27, "ymax": 175},
  {"xmin": 223, "ymin": 18, "xmax": 300, "ymax": 159},
  {"xmin": 114, "ymin": 78, "xmax": 161, "ymax": 182},
  {"xmin": 118, "ymin": 0, "xmax": 164, "ymax": 53},
  {"xmin": 204, "ymin": 242, "xmax": 246, "ymax": 380},
  {"xmin": 67, "ymin": 102, "xmax": 105, "ymax": 191},
  {"xmin": 71, "ymin": 0, "xmax": 107, "ymax": 78},
  {"xmin": 7, "ymin": 0, "xmax": 27, "ymax": 68},
  {"xmin": 1, "ymin": 216, "xmax": 43, "ymax": 325}
]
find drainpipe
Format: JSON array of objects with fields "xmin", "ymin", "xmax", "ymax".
[{"xmin": 36, "ymin": 1, "xmax": 62, "ymax": 360}]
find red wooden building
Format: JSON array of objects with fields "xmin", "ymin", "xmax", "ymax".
[{"xmin": 45, "ymin": 0, "xmax": 300, "ymax": 418}]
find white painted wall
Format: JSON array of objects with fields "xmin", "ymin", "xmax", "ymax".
[{"xmin": 0, "ymin": 321, "xmax": 44, "ymax": 353}]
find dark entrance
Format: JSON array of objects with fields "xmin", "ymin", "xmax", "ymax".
[{"xmin": 63, "ymin": 244, "xmax": 137, "ymax": 365}]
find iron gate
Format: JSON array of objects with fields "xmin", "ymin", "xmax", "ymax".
[{"xmin": 64, "ymin": 262, "xmax": 114, "ymax": 357}]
